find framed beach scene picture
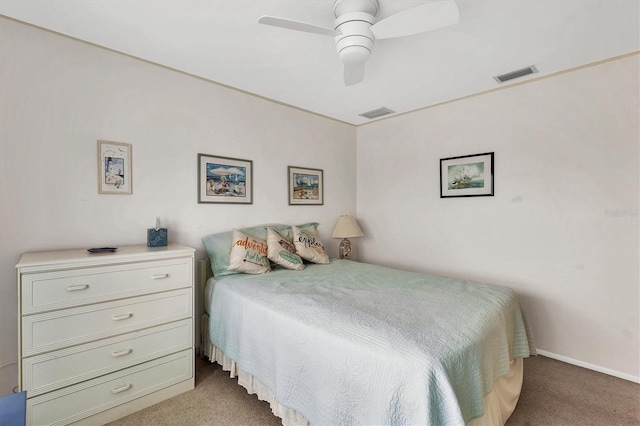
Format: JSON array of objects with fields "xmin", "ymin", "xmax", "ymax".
[
  {"xmin": 198, "ymin": 154, "xmax": 252, "ymax": 204},
  {"xmin": 440, "ymin": 152, "xmax": 494, "ymax": 198},
  {"xmin": 288, "ymin": 166, "xmax": 323, "ymax": 205},
  {"xmin": 98, "ymin": 140, "xmax": 132, "ymax": 194}
]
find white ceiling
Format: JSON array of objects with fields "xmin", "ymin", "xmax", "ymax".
[{"xmin": 1, "ymin": 1, "xmax": 638, "ymax": 125}]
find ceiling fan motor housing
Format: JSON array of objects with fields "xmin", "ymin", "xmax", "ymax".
[
  {"xmin": 333, "ymin": 0, "xmax": 379, "ymax": 17},
  {"xmin": 334, "ymin": 11, "xmax": 375, "ymax": 65}
]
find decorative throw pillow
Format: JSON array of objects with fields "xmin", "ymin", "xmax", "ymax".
[
  {"xmin": 202, "ymin": 225, "xmax": 266, "ymax": 278},
  {"xmin": 267, "ymin": 227, "xmax": 305, "ymax": 270},
  {"xmin": 292, "ymin": 225, "xmax": 330, "ymax": 264},
  {"xmin": 227, "ymin": 229, "xmax": 271, "ymax": 274}
]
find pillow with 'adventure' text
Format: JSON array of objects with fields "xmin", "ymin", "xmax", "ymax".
[{"xmin": 228, "ymin": 229, "xmax": 271, "ymax": 274}]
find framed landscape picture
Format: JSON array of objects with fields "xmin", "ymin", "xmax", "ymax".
[
  {"xmin": 288, "ymin": 166, "xmax": 323, "ymax": 205},
  {"xmin": 98, "ymin": 140, "xmax": 132, "ymax": 194},
  {"xmin": 198, "ymin": 154, "xmax": 252, "ymax": 204},
  {"xmin": 440, "ymin": 152, "xmax": 494, "ymax": 198}
]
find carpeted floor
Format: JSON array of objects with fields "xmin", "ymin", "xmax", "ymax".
[
  {"xmin": 506, "ymin": 356, "xmax": 639, "ymax": 426},
  {"xmin": 108, "ymin": 355, "xmax": 639, "ymax": 426}
]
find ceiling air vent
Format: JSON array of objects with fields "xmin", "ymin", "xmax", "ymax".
[
  {"xmin": 359, "ymin": 107, "xmax": 395, "ymax": 120},
  {"xmin": 493, "ymin": 65, "xmax": 538, "ymax": 83}
]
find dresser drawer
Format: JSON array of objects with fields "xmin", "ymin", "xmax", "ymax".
[
  {"xmin": 22, "ymin": 319, "xmax": 192, "ymax": 397},
  {"xmin": 26, "ymin": 349, "xmax": 193, "ymax": 426},
  {"xmin": 22, "ymin": 289, "xmax": 192, "ymax": 356},
  {"xmin": 21, "ymin": 258, "xmax": 191, "ymax": 314}
]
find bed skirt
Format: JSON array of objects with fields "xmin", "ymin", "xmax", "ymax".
[{"xmin": 201, "ymin": 314, "xmax": 523, "ymax": 426}]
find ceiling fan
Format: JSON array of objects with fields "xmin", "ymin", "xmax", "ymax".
[{"xmin": 258, "ymin": 0, "xmax": 459, "ymax": 86}]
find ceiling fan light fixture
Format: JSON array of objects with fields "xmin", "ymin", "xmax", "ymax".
[
  {"xmin": 338, "ymin": 42, "xmax": 372, "ymax": 64},
  {"xmin": 493, "ymin": 65, "xmax": 539, "ymax": 83},
  {"xmin": 359, "ymin": 107, "xmax": 395, "ymax": 119}
]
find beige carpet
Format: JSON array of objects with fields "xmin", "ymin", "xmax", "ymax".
[{"xmin": 108, "ymin": 355, "xmax": 639, "ymax": 426}]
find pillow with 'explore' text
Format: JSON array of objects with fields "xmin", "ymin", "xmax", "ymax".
[{"xmin": 292, "ymin": 225, "xmax": 330, "ymax": 264}]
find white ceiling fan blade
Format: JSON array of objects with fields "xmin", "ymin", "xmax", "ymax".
[
  {"xmin": 344, "ymin": 63, "xmax": 365, "ymax": 86},
  {"xmin": 370, "ymin": 0, "xmax": 459, "ymax": 40},
  {"xmin": 258, "ymin": 16, "xmax": 339, "ymax": 37}
]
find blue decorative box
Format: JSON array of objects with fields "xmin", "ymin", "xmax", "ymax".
[{"xmin": 147, "ymin": 228, "xmax": 168, "ymax": 247}]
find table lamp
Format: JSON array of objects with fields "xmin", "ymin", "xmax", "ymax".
[{"xmin": 332, "ymin": 215, "xmax": 363, "ymax": 259}]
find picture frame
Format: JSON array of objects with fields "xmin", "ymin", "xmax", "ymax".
[
  {"xmin": 198, "ymin": 154, "xmax": 253, "ymax": 204},
  {"xmin": 440, "ymin": 152, "xmax": 494, "ymax": 198},
  {"xmin": 288, "ymin": 166, "xmax": 323, "ymax": 205},
  {"xmin": 98, "ymin": 140, "xmax": 132, "ymax": 194}
]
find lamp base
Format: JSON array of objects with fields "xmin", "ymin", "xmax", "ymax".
[{"xmin": 339, "ymin": 238, "xmax": 352, "ymax": 259}]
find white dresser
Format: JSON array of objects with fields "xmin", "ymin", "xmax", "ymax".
[{"xmin": 16, "ymin": 244, "xmax": 195, "ymax": 426}]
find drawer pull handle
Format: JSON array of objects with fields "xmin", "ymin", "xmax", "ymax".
[
  {"xmin": 67, "ymin": 284, "xmax": 89, "ymax": 291},
  {"xmin": 111, "ymin": 348, "xmax": 133, "ymax": 357},
  {"xmin": 111, "ymin": 383, "xmax": 132, "ymax": 394},
  {"xmin": 151, "ymin": 273, "xmax": 169, "ymax": 280},
  {"xmin": 112, "ymin": 313, "xmax": 132, "ymax": 321}
]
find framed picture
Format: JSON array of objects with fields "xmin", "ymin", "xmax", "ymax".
[
  {"xmin": 98, "ymin": 140, "xmax": 132, "ymax": 194},
  {"xmin": 198, "ymin": 154, "xmax": 252, "ymax": 204},
  {"xmin": 440, "ymin": 152, "xmax": 494, "ymax": 198},
  {"xmin": 288, "ymin": 166, "xmax": 323, "ymax": 205}
]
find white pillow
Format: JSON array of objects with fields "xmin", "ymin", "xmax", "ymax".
[
  {"xmin": 292, "ymin": 225, "xmax": 330, "ymax": 264},
  {"xmin": 227, "ymin": 229, "xmax": 271, "ymax": 274},
  {"xmin": 267, "ymin": 227, "xmax": 305, "ymax": 270}
]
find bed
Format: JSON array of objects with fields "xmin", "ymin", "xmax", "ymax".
[{"xmin": 200, "ymin": 224, "xmax": 536, "ymax": 425}]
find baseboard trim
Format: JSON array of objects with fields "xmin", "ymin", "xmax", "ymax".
[{"xmin": 536, "ymin": 349, "xmax": 640, "ymax": 384}]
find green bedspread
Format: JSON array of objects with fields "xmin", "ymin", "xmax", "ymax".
[{"xmin": 210, "ymin": 259, "xmax": 536, "ymax": 425}]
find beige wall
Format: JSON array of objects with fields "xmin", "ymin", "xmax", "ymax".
[
  {"xmin": 357, "ymin": 54, "xmax": 639, "ymax": 382},
  {"xmin": 0, "ymin": 18, "xmax": 356, "ymax": 394}
]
